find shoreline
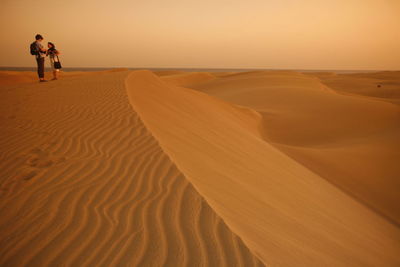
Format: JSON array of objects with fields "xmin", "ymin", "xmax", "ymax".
[{"xmin": 0, "ymin": 66, "xmax": 396, "ymax": 74}]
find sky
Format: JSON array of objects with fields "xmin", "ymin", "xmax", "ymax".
[{"xmin": 0, "ymin": 0, "xmax": 399, "ymax": 70}]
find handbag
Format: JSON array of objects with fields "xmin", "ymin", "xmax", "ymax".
[{"xmin": 54, "ymin": 55, "xmax": 62, "ymax": 69}]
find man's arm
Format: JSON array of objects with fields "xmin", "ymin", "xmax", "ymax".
[{"xmin": 37, "ymin": 43, "xmax": 47, "ymax": 53}]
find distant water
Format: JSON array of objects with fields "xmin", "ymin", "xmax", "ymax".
[{"xmin": 0, "ymin": 66, "xmax": 387, "ymax": 74}]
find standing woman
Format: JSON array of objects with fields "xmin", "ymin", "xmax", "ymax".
[{"xmin": 46, "ymin": 42, "xmax": 62, "ymax": 80}]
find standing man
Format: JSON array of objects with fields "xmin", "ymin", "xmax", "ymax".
[{"xmin": 32, "ymin": 34, "xmax": 47, "ymax": 82}]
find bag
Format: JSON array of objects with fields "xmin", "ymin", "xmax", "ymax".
[
  {"xmin": 54, "ymin": 55, "xmax": 62, "ymax": 69},
  {"xmin": 54, "ymin": 61, "xmax": 62, "ymax": 69},
  {"xmin": 30, "ymin": 42, "xmax": 38, "ymax": 55}
]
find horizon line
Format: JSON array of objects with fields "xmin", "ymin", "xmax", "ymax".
[{"xmin": 1, "ymin": 66, "xmax": 399, "ymax": 72}]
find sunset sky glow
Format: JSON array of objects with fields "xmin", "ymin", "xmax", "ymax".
[{"xmin": 1, "ymin": 0, "xmax": 399, "ymax": 69}]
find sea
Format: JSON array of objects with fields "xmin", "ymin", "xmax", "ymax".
[{"xmin": 0, "ymin": 66, "xmax": 387, "ymax": 74}]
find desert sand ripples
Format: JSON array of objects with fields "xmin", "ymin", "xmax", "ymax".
[{"xmin": 0, "ymin": 71, "xmax": 263, "ymax": 266}]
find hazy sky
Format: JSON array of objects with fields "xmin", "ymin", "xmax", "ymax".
[{"xmin": 1, "ymin": 0, "xmax": 399, "ymax": 69}]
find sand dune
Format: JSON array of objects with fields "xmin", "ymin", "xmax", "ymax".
[
  {"xmin": 0, "ymin": 69, "xmax": 132, "ymax": 86},
  {"xmin": 126, "ymin": 70, "xmax": 400, "ymax": 266},
  {"xmin": 160, "ymin": 72, "xmax": 216, "ymax": 87},
  {"xmin": 153, "ymin": 70, "xmax": 187, "ymax": 76},
  {"xmin": 0, "ymin": 71, "xmax": 39, "ymax": 85},
  {"xmin": 0, "ymin": 71, "xmax": 263, "ymax": 266},
  {"xmin": 1, "ymin": 69, "xmax": 399, "ymax": 266},
  {"xmin": 186, "ymin": 71, "xmax": 400, "ymax": 226},
  {"xmin": 306, "ymin": 71, "xmax": 400, "ymax": 103}
]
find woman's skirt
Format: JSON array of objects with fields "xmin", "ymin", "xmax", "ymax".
[{"xmin": 49, "ymin": 56, "xmax": 60, "ymax": 72}]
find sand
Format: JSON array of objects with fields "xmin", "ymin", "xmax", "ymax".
[
  {"xmin": 0, "ymin": 70, "xmax": 263, "ymax": 266},
  {"xmin": 186, "ymin": 70, "xmax": 400, "ymax": 226},
  {"xmin": 1, "ymin": 69, "xmax": 399, "ymax": 266}
]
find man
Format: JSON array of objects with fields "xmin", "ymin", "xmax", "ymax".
[{"xmin": 33, "ymin": 34, "xmax": 47, "ymax": 82}]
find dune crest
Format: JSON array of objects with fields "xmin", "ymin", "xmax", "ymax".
[
  {"xmin": 0, "ymin": 71, "xmax": 263, "ymax": 266},
  {"xmin": 312, "ymin": 71, "xmax": 400, "ymax": 104},
  {"xmin": 160, "ymin": 72, "xmax": 216, "ymax": 87},
  {"xmin": 126, "ymin": 70, "xmax": 400, "ymax": 266},
  {"xmin": 188, "ymin": 70, "xmax": 400, "ymax": 225}
]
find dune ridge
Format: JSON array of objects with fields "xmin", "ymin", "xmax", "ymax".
[
  {"xmin": 0, "ymin": 71, "xmax": 264, "ymax": 266},
  {"xmin": 126, "ymin": 70, "xmax": 400, "ymax": 266},
  {"xmin": 160, "ymin": 72, "xmax": 216, "ymax": 87},
  {"xmin": 185, "ymin": 70, "xmax": 400, "ymax": 226},
  {"xmin": 308, "ymin": 71, "xmax": 400, "ymax": 102}
]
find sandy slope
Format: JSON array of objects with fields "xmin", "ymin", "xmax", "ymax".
[
  {"xmin": 0, "ymin": 71, "xmax": 263, "ymax": 266},
  {"xmin": 0, "ymin": 71, "xmax": 39, "ymax": 85},
  {"xmin": 1, "ymin": 69, "xmax": 399, "ymax": 266},
  {"xmin": 307, "ymin": 71, "xmax": 400, "ymax": 103},
  {"xmin": 0, "ymin": 69, "xmax": 131, "ymax": 86},
  {"xmin": 126, "ymin": 70, "xmax": 400, "ymax": 266},
  {"xmin": 160, "ymin": 72, "xmax": 216, "ymax": 87},
  {"xmin": 0, "ymin": 71, "xmax": 83, "ymax": 86},
  {"xmin": 186, "ymin": 70, "xmax": 400, "ymax": 226}
]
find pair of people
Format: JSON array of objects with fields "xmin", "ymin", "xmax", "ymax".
[{"xmin": 32, "ymin": 34, "xmax": 61, "ymax": 82}]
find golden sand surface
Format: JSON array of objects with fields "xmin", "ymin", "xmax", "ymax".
[{"xmin": 1, "ymin": 69, "xmax": 399, "ymax": 266}]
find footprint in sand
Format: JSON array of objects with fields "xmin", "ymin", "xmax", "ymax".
[
  {"xmin": 19, "ymin": 168, "xmax": 39, "ymax": 181},
  {"xmin": 26, "ymin": 148, "xmax": 54, "ymax": 168},
  {"xmin": 18, "ymin": 147, "xmax": 66, "ymax": 181}
]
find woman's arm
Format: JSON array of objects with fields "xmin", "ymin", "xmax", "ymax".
[{"xmin": 39, "ymin": 44, "xmax": 47, "ymax": 53}]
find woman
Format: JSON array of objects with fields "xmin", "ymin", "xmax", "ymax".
[{"xmin": 46, "ymin": 42, "xmax": 61, "ymax": 80}]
